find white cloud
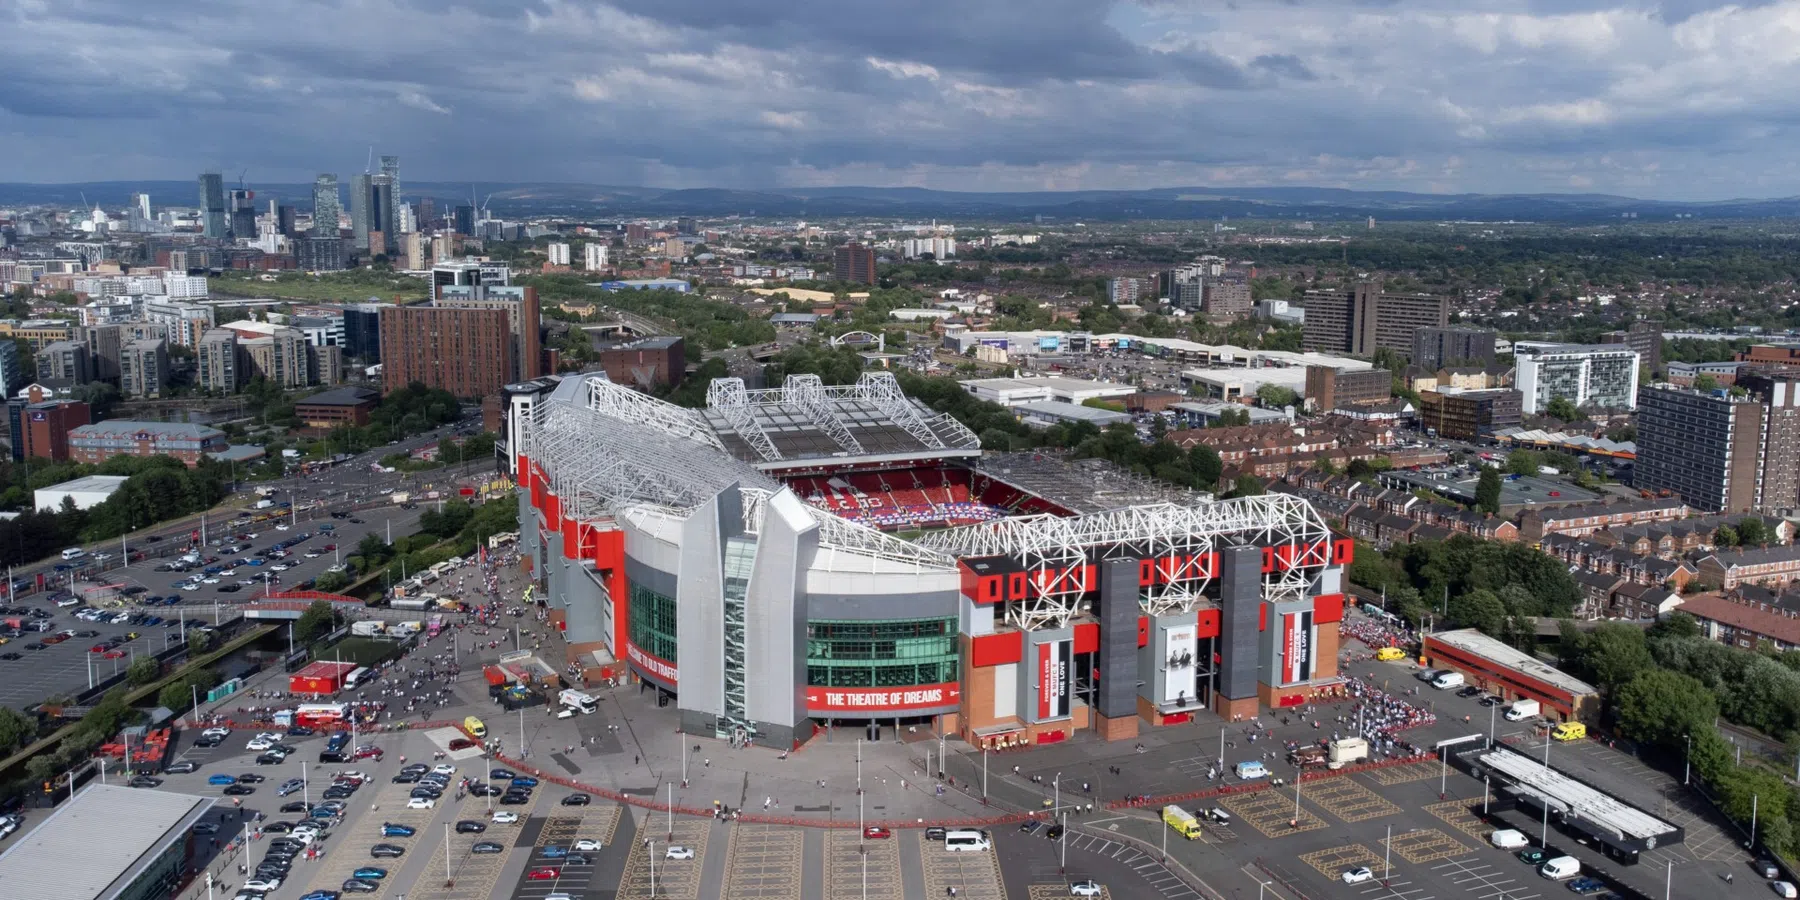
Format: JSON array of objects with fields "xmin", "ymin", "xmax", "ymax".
[{"xmin": 396, "ymin": 90, "xmax": 450, "ymax": 115}]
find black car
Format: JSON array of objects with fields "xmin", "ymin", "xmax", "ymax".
[
  {"xmin": 323, "ymin": 789, "xmax": 355, "ymax": 801},
  {"xmin": 369, "ymin": 844, "xmax": 405, "ymax": 859},
  {"xmin": 222, "ymin": 784, "xmax": 255, "ymax": 795},
  {"xmin": 390, "ymin": 772, "xmax": 421, "ymax": 784},
  {"xmin": 454, "ymin": 820, "xmax": 486, "ymax": 833},
  {"xmin": 1456, "ymin": 685, "xmax": 1483, "ymax": 698},
  {"xmin": 263, "ymin": 822, "xmax": 293, "ymax": 834},
  {"xmin": 0, "ymin": 653, "xmax": 19, "ymax": 661},
  {"xmin": 195, "ymin": 735, "xmax": 223, "ymax": 749},
  {"xmin": 319, "ymin": 751, "xmax": 349, "ymax": 764},
  {"xmin": 237, "ymin": 773, "xmax": 266, "ymax": 783},
  {"xmin": 343, "ymin": 879, "xmax": 379, "ymax": 893},
  {"xmin": 24, "ymin": 643, "xmax": 44, "ymax": 651},
  {"xmin": 129, "ymin": 776, "xmax": 164, "ymax": 788},
  {"xmin": 1045, "ymin": 823, "xmax": 1065, "ymax": 841},
  {"xmin": 256, "ymin": 753, "xmax": 285, "ymax": 765},
  {"xmin": 409, "ymin": 787, "xmax": 442, "ymax": 800},
  {"xmin": 287, "ymin": 726, "xmax": 315, "ymax": 736},
  {"xmin": 561, "ymin": 794, "xmax": 591, "ymax": 806},
  {"xmin": 471, "ymin": 841, "xmax": 504, "ymax": 854},
  {"xmin": 280, "ymin": 801, "xmax": 309, "ymax": 813},
  {"xmin": 500, "ymin": 792, "xmax": 531, "ymax": 805},
  {"xmin": 1479, "ymin": 695, "xmax": 1507, "ymax": 707}
]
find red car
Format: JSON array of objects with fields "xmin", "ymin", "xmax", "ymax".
[
  {"xmin": 103, "ymin": 650, "xmax": 126, "ymax": 659},
  {"xmin": 323, "ymin": 544, "xmax": 337, "ymax": 551},
  {"xmin": 89, "ymin": 644, "xmax": 107, "ymax": 653},
  {"xmin": 526, "ymin": 868, "xmax": 560, "ymax": 880},
  {"xmin": 863, "ymin": 826, "xmax": 892, "ymax": 839},
  {"xmin": 354, "ymin": 746, "xmax": 384, "ymax": 760}
]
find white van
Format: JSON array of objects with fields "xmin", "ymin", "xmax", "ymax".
[
  {"xmin": 944, "ymin": 830, "xmax": 992, "ymax": 852},
  {"xmin": 1431, "ymin": 671, "xmax": 1466, "ymax": 690},
  {"xmin": 60, "ymin": 547, "xmax": 86, "ymax": 561},
  {"xmin": 1539, "ymin": 856, "xmax": 1581, "ymax": 880},
  {"xmin": 1505, "ymin": 699, "xmax": 1541, "ymax": 722},
  {"xmin": 1489, "ymin": 829, "xmax": 1529, "ymax": 849}
]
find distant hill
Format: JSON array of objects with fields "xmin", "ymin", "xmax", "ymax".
[{"xmin": 5, "ymin": 180, "xmax": 1799, "ymax": 223}]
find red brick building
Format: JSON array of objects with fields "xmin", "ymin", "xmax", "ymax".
[
  {"xmin": 67, "ymin": 421, "xmax": 227, "ymax": 467},
  {"xmin": 598, "ymin": 336, "xmax": 685, "ymax": 390},
  {"xmin": 378, "ymin": 305, "xmax": 514, "ymax": 399},
  {"xmin": 294, "ymin": 386, "xmax": 380, "ymax": 432},
  {"xmin": 9, "ymin": 398, "xmax": 89, "ymax": 462}
]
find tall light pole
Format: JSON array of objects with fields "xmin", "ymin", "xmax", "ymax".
[
  {"xmin": 1383, "ymin": 824, "xmax": 1392, "ymax": 886},
  {"xmin": 649, "ymin": 839, "xmax": 657, "ymax": 899},
  {"xmin": 1684, "ymin": 733, "xmax": 1692, "ymax": 786}
]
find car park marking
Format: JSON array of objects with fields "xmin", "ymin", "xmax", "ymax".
[
  {"xmin": 1430, "ymin": 856, "xmax": 1540, "ymax": 900},
  {"xmin": 1299, "ymin": 844, "xmax": 1384, "ymax": 879},
  {"xmin": 1354, "ymin": 877, "xmax": 1434, "ymax": 900},
  {"xmin": 824, "ymin": 828, "xmax": 906, "ymax": 900},
  {"xmin": 1385, "ymin": 828, "xmax": 1470, "ymax": 865},
  {"xmin": 723, "ymin": 823, "xmax": 804, "ymax": 900},
  {"xmin": 1029, "ymin": 885, "xmax": 1109, "ymax": 900},
  {"xmin": 1421, "ymin": 800, "xmax": 1492, "ymax": 840},
  {"xmin": 1217, "ymin": 790, "xmax": 1328, "ymax": 838},
  {"xmin": 301, "ymin": 778, "xmax": 441, "ymax": 898},
  {"xmin": 617, "ymin": 817, "xmax": 710, "ymax": 900},
  {"xmin": 1062, "ymin": 833, "xmax": 1200, "ymax": 900},
  {"xmin": 1364, "ymin": 761, "xmax": 1444, "ymax": 786},
  {"xmin": 918, "ymin": 831, "xmax": 1007, "ymax": 900},
  {"xmin": 1305, "ymin": 779, "xmax": 1402, "ymax": 823},
  {"xmin": 404, "ymin": 793, "xmax": 533, "ymax": 900}
]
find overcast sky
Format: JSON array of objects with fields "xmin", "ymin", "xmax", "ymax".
[{"xmin": 4, "ymin": 0, "xmax": 1797, "ymax": 199}]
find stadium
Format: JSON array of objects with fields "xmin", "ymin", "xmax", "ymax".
[{"xmin": 513, "ymin": 371, "xmax": 1353, "ymax": 751}]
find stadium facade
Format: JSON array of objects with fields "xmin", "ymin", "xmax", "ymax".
[{"xmin": 514, "ymin": 372, "xmax": 1352, "ymax": 750}]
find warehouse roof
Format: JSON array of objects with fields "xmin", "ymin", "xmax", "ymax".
[
  {"xmin": 0, "ymin": 784, "xmax": 213, "ymax": 900},
  {"xmin": 69, "ymin": 421, "xmax": 224, "ymax": 440},
  {"xmin": 1426, "ymin": 628, "xmax": 1597, "ymax": 698},
  {"xmin": 296, "ymin": 386, "xmax": 379, "ymax": 407}
]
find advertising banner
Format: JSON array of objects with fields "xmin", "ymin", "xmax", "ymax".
[
  {"xmin": 1282, "ymin": 611, "xmax": 1314, "ymax": 685},
  {"xmin": 805, "ymin": 683, "xmax": 962, "ymax": 714},
  {"xmin": 1038, "ymin": 639, "xmax": 1071, "ymax": 719},
  {"xmin": 626, "ymin": 642, "xmax": 679, "ymax": 686},
  {"xmin": 1163, "ymin": 625, "xmax": 1197, "ymax": 702}
]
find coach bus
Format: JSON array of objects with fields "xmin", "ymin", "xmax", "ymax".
[{"xmin": 294, "ymin": 702, "xmax": 350, "ymax": 728}]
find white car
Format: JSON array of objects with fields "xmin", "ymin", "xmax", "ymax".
[
  {"xmin": 220, "ymin": 569, "xmax": 236, "ymax": 576},
  {"xmin": 336, "ymin": 770, "xmax": 368, "ymax": 783},
  {"xmin": 305, "ymin": 551, "xmax": 322, "ymax": 558},
  {"xmin": 242, "ymin": 879, "xmax": 281, "ymax": 892},
  {"xmin": 406, "ymin": 797, "xmax": 435, "ymax": 809},
  {"xmin": 271, "ymin": 564, "xmax": 291, "ymax": 572},
  {"xmin": 573, "ymin": 839, "xmax": 602, "ymax": 851},
  {"xmin": 664, "ymin": 845, "xmax": 695, "ymax": 860},
  {"xmin": 275, "ymin": 524, "xmax": 290, "ymax": 531},
  {"xmin": 492, "ymin": 811, "xmax": 519, "ymax": 824},
  {"xmin": 1069, "ymin": 881, "xmax": 1103, "ymax": 897},
  {"xmin": 202, "ymin": 727, "xmax": 230, "ymax": 739},
  {"xmin": 202, "ymin": 577, "xmax": 221, "ymax": 584},
  {"xmin": 1341, "ymin": 867, "xmax": 1374, "ymax": 885},
  {"xmin": 246, "ymin": 738, "xmax": 274, "ymax": 751},
  {"xmin": 285, "ymin": 831, "xmax": 316, "ymax": 845}
]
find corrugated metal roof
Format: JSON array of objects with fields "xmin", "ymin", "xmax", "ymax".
[{"xmin": 0, "ymin": 784, "xmax": 212, "ymax": 900}]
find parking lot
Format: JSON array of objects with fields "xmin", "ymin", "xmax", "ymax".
[
  {"xmin": 724, "ymin": 823, "xmax": 805, "ymax": 900},
  {"xmin": 299, "ymin": 775, "xmax": 442, "ymax": 898},
  {"xmin": 616, "ymin": 815, "xmax": 713, "ymax": 899},
  {"xmin": 405, "ymin": 793, "xmax": 539, "ymax": 900},
  {"xmin": 920, "ymin": 833, "xmax": 1008, "ymax": 900}
]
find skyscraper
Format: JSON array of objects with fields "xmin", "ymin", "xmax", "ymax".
[
  {"xmin": 198, "ymin": 173, "xmax": 227, "ymax": 239},
  {"xmin": 311, "ymin": 175, "xmax": 341, "ymax": 238},
  {"xmin": 381, "ymin": 155, "xmax": 400, "ymax": 202},
  {"xmin": 417, "ymin": 197, "xmax": 436, "ymax": 232},
  {"xmin": 372, "ymin": 175, "xmax": 396, "ymax": 252},
  {"xmin": 228, "ymin": 188, "xmax": 256, "ymax": 240},
  {"xmin": 1413, "ymin": 326, "xmax": 1498, "ymax": 370},
  {"xmin": 833, "ymin": 242, "xmax": 877, "ymax": 284},
  {"xmin": 350, "ymin": 173, "xmax": 374, "ymax": 252},
  {"xmin": 453, "ymin": 205, "xmax": 475, "ymax": 236}
]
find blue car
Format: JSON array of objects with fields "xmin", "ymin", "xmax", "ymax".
[
  {"xmin": 248, "ymin": 559, "xmax": 265, "ymax": 566},
  {"xmin": 539, "ymin": 846, "xmax": 568, "ymax": 858},
  {"xmin": 207, "ymin": 774, "xmax": 237, "ymax": 785},
  {"xmin": 352, "ymin": 867, "xmax": 388, "ymax": 880},
  {"xmin": 381, "ymin": 823, "xmax": 415, "ymax": 837},
  {"xmin": 489, "ymin": 769, "xmax": 516, "ymax": 780},
  {"xmin": 510, "ymin": 777, "xmax": 538, "ymax": 788},
  {"xmin": 311, "ymin": 807, "xmax": 339, "ymax": 819},
  {"xmin": 299, "ymin": 893, "xmax": 340, "ymax": 900}
]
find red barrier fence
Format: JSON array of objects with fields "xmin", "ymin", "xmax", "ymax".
[{"xmin": 1106, "ymin": 752, "xmax": 1436, "ymax": 810}]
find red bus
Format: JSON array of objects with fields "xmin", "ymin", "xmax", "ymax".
[{"xmin": 294, "ymin": 703, "xmax": 350, "ymax": 728}]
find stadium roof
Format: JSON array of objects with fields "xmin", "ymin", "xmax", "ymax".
[
  {"xmin": 971, "ymin": 451, "xmax": 1201, "ymax": 515},
  {"xmin": 701, "ymin": 372, "xmax": 980, "ymax": 469},
  {"xmin": 1477, "ymin": 745, "xmax": 1679, "ymax": 846},
  {"xmin": 0, "ymin": 784, "xmax": 213, "ymax": 900}
]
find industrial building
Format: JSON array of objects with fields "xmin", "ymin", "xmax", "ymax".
[
  {"xmin": 0, "ymin": 783, "xmax": 214, "ymax": 900},
  {"xmin": 515, "ymin": 372, "xmax": 1352, "ymax": 750},
  {"xmin": 35, "ymin": 474, "xmax": 129, "ymax": 512}
]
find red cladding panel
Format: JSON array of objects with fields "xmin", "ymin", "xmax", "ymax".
[
  {"xmin": 1137, "ymin": 616, "xmax": 1150, "ymax": 648},
  {"xmin": 516, "ymin": 455, "xmax": 531, "ymax": 491},
  {"xmin": 1073, "ymin": 623, "xmax": 1099, "ymax": 655},
  {"xmin": 1312, "ymin": 593, "xmax": 1345, "ymax": 624},
  {"xmin": 1332, "ymin": 539, "xmax": 1356, "ymax": 565},
  {"xmin": 545, "ymin": 492, "xmax": 562, "ymax": 531},
  {"xmin": 1197, "ymin": 608, "xmax": 1221, "ymax": 639},
  {"xmin": 1259, "ymin": 603, "xmax": 1268, "ymax": 632},
  {"xmin": 562, "ymin": 518, "xmax": 581, "ymax": 559},
  {"xmin": 969, "ymin": 632, "xmax": 1022, "ymax": 668},
  {"xmin": 1261, "ymin": 546, "xmax": 1276, "ymax": 573}
]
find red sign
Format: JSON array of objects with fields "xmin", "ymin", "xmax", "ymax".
[
  {"xmin": 626, "ymin": 642, "xmax": 678, "ymax": 686},
  {"xmin": 805, "ymin": 683, "xmax": 961, "ymax": 713}
]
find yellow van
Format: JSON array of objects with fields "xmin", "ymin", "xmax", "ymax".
[
  {"xmin": 1161, "ymin": 805, "xmax": 1204, "ymax": 839},
  {"xmin": 1375, "ymin": 647, "xmax": 1406, "ymax": 661},
  {"xmin": 1551, "ymin": 721, "xmax": 1586, "ymax": 742},
  {"xmin": 464, "ymin": 715, "xmax": 487, "ymax": 739}
]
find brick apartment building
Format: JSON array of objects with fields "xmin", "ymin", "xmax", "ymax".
[
  {"xmin": 1302, "ymin": 282, "xmax": 1449, "ymax": 356},
  {"xmin": 1697, "ymin": 544, "xmax": 1800, "ymax": 590},
  {"xmin": 1675, "ymin": 589, "xmax": 1800, "ymax": 651},
  {"xmin": 1304, "ymin": 365, "xmax": 1391, "ymax": 411},
  {"xmin": 67, "ymin": 421, "xmax": 227, "ymax": 467},
  {"xmin": 6, "ymin": 398, "xmax": 90, "ymax": 462},
  {"xmin": 293, "ymin": 386, "xmax": 380, "ymax": 432},
  {"xmin": 1517, "ymin": 497, "xmax": 1690, "ymax": 542},
  {"xmin": 598, "ymin": 336, "xmax": 686, "ymax": 390},
  {"xmin": 1416, "ymin": 389, "xmax": 1523, "ymax": 441},
  {"xmin": 833, "ymin": 242, "xmax": 877, "ymax": 285},
  {"xmin": 378, "ymin": 305, "xmax": 514, "ymax": 399}
]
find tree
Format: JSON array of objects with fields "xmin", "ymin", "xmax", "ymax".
[
  {"xmin": 1229, "ymin": 474, "xmax": 1265, "ymax": 498},
  {"xmin": 1714, "ymin": 524, "xmax": 1740, "ymax": 548},
  {"xmin": 1449, "ymin": 588, "xmax": 1507, "ymax": 635},
  {"xmin": 1582, "ymin": 623, "xmax": 1655, "ymax": 689},
  {"xmin": 1255, "ymin": 384, "xmax": 1299, "ymax": 409},
  {"xmin": 1505, "ymin": 449, "xmax": 1543, "ymax": 476},
  {"xmin": 189, "ymin": 629, "xmax": 215, "ymax": 653},
  {"xmin": 313, "ymin": 570, "xmax": 350, "ymax": 592},
  {"xmin": 1739, "ymin": 517, "xmax": 1771, "ymax": 547},
  {"xmin": 1188, "ymin": 445, "xmax": 1223, "ymax": 488},
  {"xmin": 1613, "ymin": 669, "xmax": 1718, "ymax": 749},
  {"xmin": 0, "ymin": 706, "xmax": 34, "ymax": 756},
  {"xmin": 294, "ymin": 600, "xmax": 336, "ymax": 644},
  {"xmin": 1544, "ymin": 397, "xmax": 1581, "ymax": 421},
  {"xmin": 127, "ymin": 655, "xmax": 162, "ymax": 686},
  {"xmin": 1475, "ymin": 467, "xmax": 1502, "ymax": 515},
  {"xmin": 1649, "ymin": 611, "xmax": 1701, "ymax": 640},
  {"xmin": 1693, "ymin": 373, "xmax": 1720, "ymax": 393}
]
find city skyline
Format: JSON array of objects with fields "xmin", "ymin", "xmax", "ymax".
[{"xmin": 6, "ymin": 1, "xmax": 1800, "ymax": 200}]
